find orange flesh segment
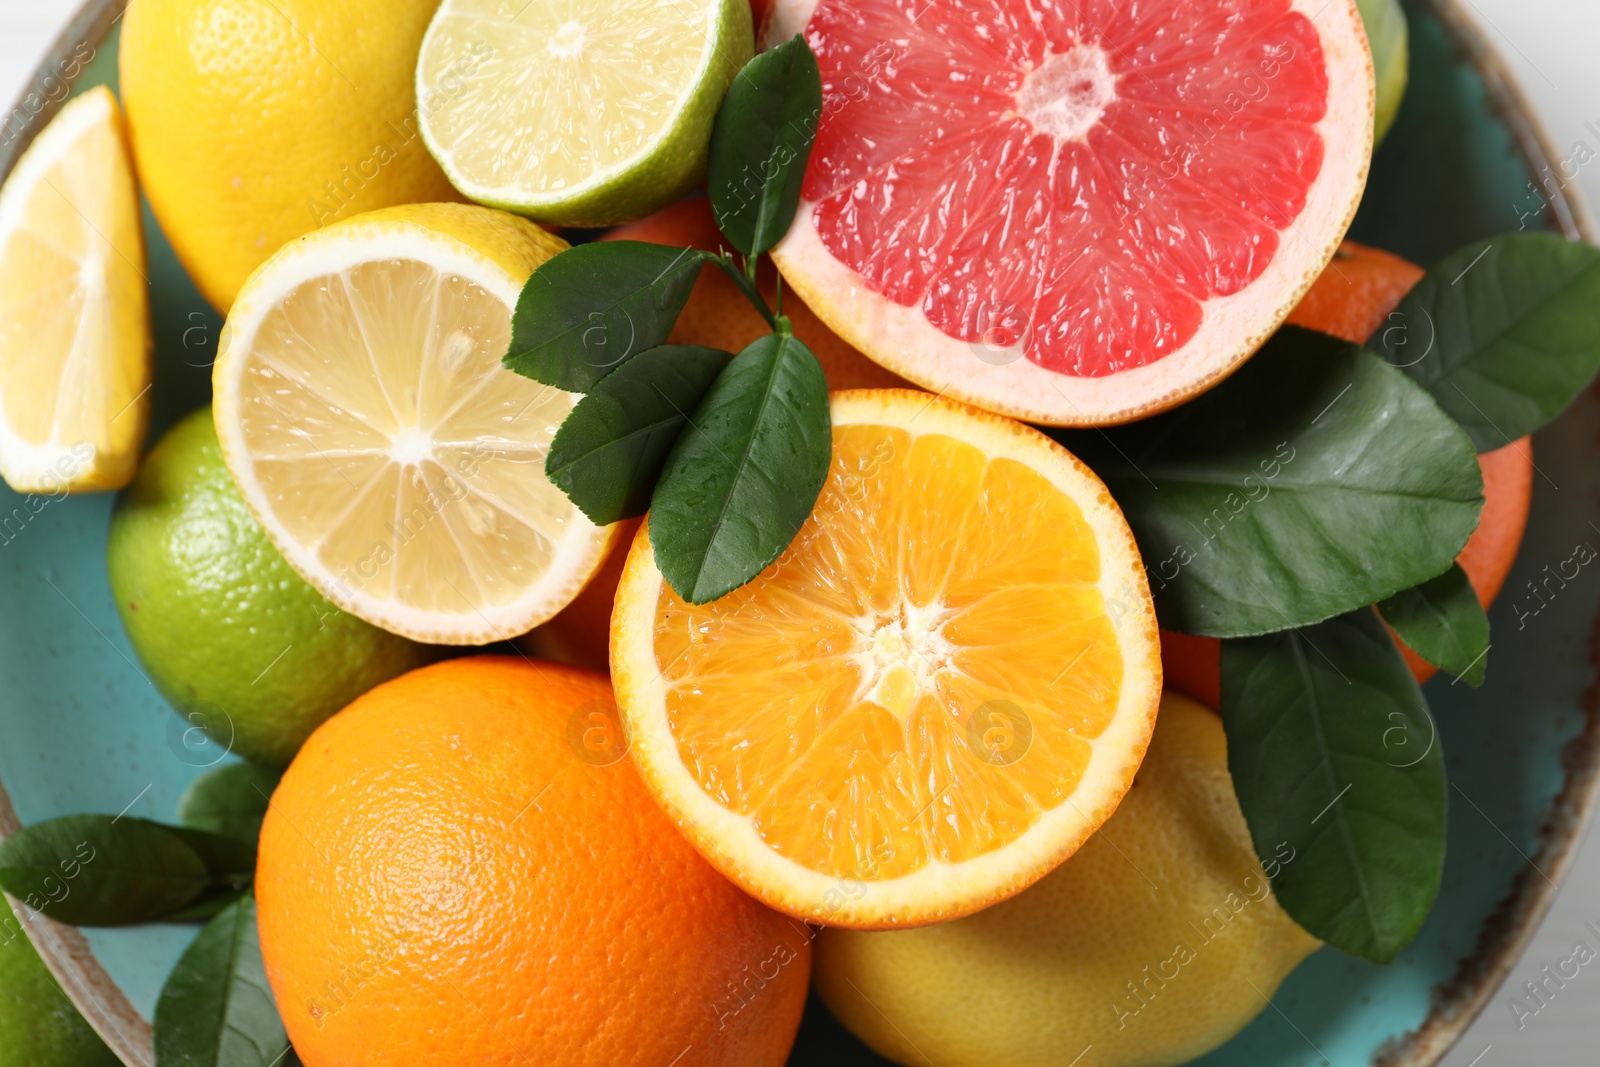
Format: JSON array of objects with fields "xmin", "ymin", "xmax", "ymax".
[{"xmin": 652, "ymin": 424, "xmax": 1125, "ymax": 880}]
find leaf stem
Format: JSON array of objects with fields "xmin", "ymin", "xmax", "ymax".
[{"xmin": 713, "ymin": 253, "xmax": 777, "ymax": 329}]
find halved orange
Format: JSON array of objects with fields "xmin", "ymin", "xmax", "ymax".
[{"xmin": 611, "ymin": 389, "xmax": 1162, "ymax": 928}]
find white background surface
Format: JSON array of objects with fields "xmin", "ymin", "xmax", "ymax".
[{"xmin": 0, "ymin": 1, "xmax": 1596, "ymax": 1064}]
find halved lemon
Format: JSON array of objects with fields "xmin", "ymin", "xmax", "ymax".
[
  {"xmin": 415, "ymin": 0, "xmax": 753, "ymax": 225},
  {"xmin": 612, "ymin": 389, "xmax": 1162, "ymax": 927},
  {"xmin": 212, "ymin": 202, "xmax": 613, "ymax": 645},
  {"xmin": 0, "ymin": 85, "xmax": 150, "ymax": 493}
]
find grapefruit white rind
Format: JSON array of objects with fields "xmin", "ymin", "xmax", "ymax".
[
  {"xmin": 766, "ymin": 0, "xmax": 1375, "ymax": 427},
  {"xmin": 611, "ymin": 389, "xmax": 1163, "ymax": 928}
]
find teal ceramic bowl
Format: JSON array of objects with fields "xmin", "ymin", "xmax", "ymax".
[{"xmin": 1, "ymin": 1, "xmax": 1595, "ymax": 1065}]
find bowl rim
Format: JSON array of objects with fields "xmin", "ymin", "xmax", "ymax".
[
  {"xmin": 0, "ymin": 1, "xmax": 1595, "ymax": 1065},
  {"xmin": 2, "ymin": 2, "xmax": 159, "ymax": 1061},
  {"xmin": 1369, "ymin": 3, "xmax": 1598, "ymax": 1064}
]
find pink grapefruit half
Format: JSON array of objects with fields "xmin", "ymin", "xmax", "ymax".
[{"xmin": 764, "ymin": 0, "xmax": 1374, "ymax": 426}]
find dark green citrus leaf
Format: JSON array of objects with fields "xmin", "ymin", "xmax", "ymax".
[
  {"xmin": 1057, "ymin": 327, "xmax": 1484, "ymax": 637},
  {"xmin": 505, "ymin": 241, "xmax": 705, "ymax": 391},
  {"xmin": 178, "ymin": 762, "xmax": 282, "ymax": 845},
  {"xmin": 1378, "ymin": 563, "xmax": 1490, "ymax": 685},
  {"xmin": 162, "ymin": 888, "xmax": 251, "ymax": 925},
  {"xmin": 0, "ymin": 815, "xmax": 208, "ymax": 926},
  {"xmin": 650, "ymin": 332, "xmax": 831, "ymax": 603},
  {"xmin": 1372, "ymin": 233, "xmax": 1600, "ymax": 450},
  {"xmin": 547, "ymin": 344, "xmax": 735, "ymax": 525},
  {"xmin": 154, "ymin": 894, "xmax": 289, "ymax": 1067},
  {"xmin": 707, "ymin": 35, "xmax": 823, "ymax": 255},
  {"xmin": 1221, "ymin": 609, "xmax": 1447, "ymax": 963},
  {"xmin": 168, "ymin": 828, "xmax": 255, "ymax": 887}
]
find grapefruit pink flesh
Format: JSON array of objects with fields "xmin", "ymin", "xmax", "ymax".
[{"xmin": 768, "ymin": 0, "xmax": 1374, "ymax": 425}]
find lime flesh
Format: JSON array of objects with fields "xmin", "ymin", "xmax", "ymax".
[{"xmin": 417, "ymin": 0, "xmax": 754, "ymax": 225}]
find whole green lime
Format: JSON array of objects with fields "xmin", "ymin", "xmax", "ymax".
[
  {"xmin": 0, "ymin": 895, "xmax": 119, "ymax": 1067},
  {"xmin": 1358, "ymin": 0, "xmax": 1409, "ymax": 144},
  {"xmin": 107, "ymin": 407, "xmax": 432, "ymax": 766}
]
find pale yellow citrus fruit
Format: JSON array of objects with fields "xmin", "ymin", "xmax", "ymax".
[
  {"xmin": 814, "ymin": 691, "xmax": 1321, "ymax": 1067},
  {"xmin": 212, "ymin": 202, "xmax": 614, "ymax": 645},
  {"xmin": 120, "ymin": 0, "xmax": 461, "ymax": 312},
  {"xmin": 612, "ymin": 389, "xmax": 1162, "ymax": 928},
  {"xmin": 0, "ymin": 86, "xmax": 150, "ymax": 493},
  {"xmin": 416, "ymin": 0, "xmax": 752, "ymax": 225}
]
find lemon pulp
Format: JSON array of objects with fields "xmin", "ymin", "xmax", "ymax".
[{"xmin": 215, "ymin": 204, "xmax": 612, "ymax": 644}]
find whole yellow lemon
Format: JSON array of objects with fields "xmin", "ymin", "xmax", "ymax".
[
  {"xmin": 120, "ymin": 0, "xmax": 461, "ymax": 311},
  {"xmin": 813, "ymin": 692, "xmax": 1321, "ymax": 1067}
]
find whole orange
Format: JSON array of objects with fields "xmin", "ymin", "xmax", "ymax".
[
  {"xmin": 1162, "ymin": 241, "xmax": 1534, "ymax": 703},
  {"xmin": 256, "ymin": 656, "xmax": 811, "ymax": 1067}
]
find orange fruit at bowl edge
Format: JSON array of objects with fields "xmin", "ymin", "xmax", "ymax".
[
  {"xmin": 519, "ymin": 196, "xmax": 910, "ymax": 670},
  {"xmin": 1161, "ymin": 242, "xmax": 1534, "ymax": 705},
  {"xmin": 256, "ymin": 656, "xmax": 810, "ymax": 1067}
]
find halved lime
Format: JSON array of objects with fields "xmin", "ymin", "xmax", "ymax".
[{"xmin": 417, "ymin": 0, "xmax": 753, "ymax": 226}]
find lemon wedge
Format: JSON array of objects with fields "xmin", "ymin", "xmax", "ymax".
[{"xmin": 0, "ymin": 86, "xmax": 150, "ymax": 493}]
